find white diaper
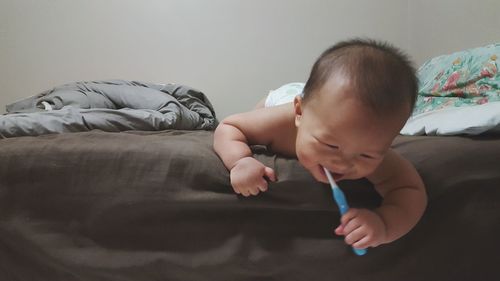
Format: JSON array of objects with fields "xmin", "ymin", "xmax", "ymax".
[{"xmin": 264, "ymin": 82, "xmax": 305, "ymax": 107}]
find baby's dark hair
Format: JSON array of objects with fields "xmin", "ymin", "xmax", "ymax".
[{"xmin": 303, "ymin": 38, "xmax": 418, "ymax": 115}]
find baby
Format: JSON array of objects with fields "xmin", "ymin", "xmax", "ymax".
[{"xmin": 213, "ymin": 39, "xmax": 427, "ymax": 249}]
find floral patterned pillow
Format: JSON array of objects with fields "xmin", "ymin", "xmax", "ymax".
[{"xmin": 414, "ymin": 43, "xmax": 500, "ymax": 115}]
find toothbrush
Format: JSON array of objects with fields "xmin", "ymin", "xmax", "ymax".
[{"xmin": 323, "ymin": 166, "xmax": 367, "ymax": 256}]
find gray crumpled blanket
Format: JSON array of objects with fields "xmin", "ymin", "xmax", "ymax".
[{"xmin": 1, "ymin": 80, "xmax": 218, "ymax": 138}]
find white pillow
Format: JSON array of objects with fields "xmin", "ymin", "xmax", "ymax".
[{"xmin": 400, "ymin": 101, "xmax": 500, "ymax": 135}]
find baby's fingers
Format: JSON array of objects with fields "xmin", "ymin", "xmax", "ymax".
[
  {"xmin": 238, "ymin": 187, "xmax": 250, "ymax": 197},
  {"xmin": 248, "ymin": 186, "xmax": 260, "ymax": 196},
  {"xmin": 264, "ymin": 167, "xmax": 277, "ymax": 182},
  {"xmin": 234, "ymin": 176, "xmax": 270, "ymax": 197},
  {"xmin": 344, "ymin": 226, "xmax": 366, "ymax": 246},
  {"xmin": 243, "ymin": 179, "xmax": 268, "ymax": 196},
  {"xmin": 352, "ymin": 236, "xmax": 372, "ymax": 249},
  {"xmin": 334, "ymin": 225, "xmax": 344, "ymax": 236},
  {"xmin": 233, "ymin": 184, "xmax": 253, "ymax": 197},
  {"xmin": 257, "ymin": 178, "xmax": 268, "ymax": 192},
  {"xmin": 342, "ymin": 217, "xmax": 362, "ymax": 235},
  {"xmin": 340, "ymin": 208, "xmax": 359, "ymax": 226}
]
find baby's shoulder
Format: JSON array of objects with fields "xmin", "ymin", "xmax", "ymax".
[
  {"xmin": 367, "ymin": 149, "xmax": 421, "ymax": 194},
  {"xmin": 258, "ymin": 105, "xmax": 297, "ymax": 155},
  {"xmin": 369, "ymin": 149, "xmax": 408, "ymax": 177},
  {"xmin": 224, "ymin": 103, "xmax": 296, "ymax": 148},
  {"xmin": 242, "ymin": 102, "xmax": 296, "ymax": 128},
  {"xmin": 264, "ymin": 102, "xmax": 296, "ymax": 122}
]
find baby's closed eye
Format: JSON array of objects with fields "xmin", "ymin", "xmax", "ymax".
[
  {"xmin": 327, "ymin": 144, "xmax": 339, "ymax": 149},
  {"xmin": 360, "ymin": 154, "xmax": 375, "ymax": 159}
]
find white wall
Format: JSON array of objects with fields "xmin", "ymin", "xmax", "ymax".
[
  {"xmin": 0, "ymin": 0, "xmax": 408, "ymax": 118},
  {"xmin": 409, "ymin": 0, "xmax": 500, "ymax": 65},
  {"xmin": 1, "ymin": 0, "xmax": 498, "ymax": 118}
]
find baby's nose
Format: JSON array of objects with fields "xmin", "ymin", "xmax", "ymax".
[
  {"xmin": 336, "ymin": 163, "xmax": 353, "ymax": 174},
  {"xmin": 330, "ymin": 158, "xmax": 354, "ymax": 173}
]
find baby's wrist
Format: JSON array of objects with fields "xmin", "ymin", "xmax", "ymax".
[
  {"xmin": 230, "ymin": 156, "xmax": 256, "ymax": 170},
  {"xmin": 374, "ymin": 206, "xmax": 415, "ymax": 244},
  {"xmin": 372, "ymin": 209, "xmax": 390, "ymax": 244}
]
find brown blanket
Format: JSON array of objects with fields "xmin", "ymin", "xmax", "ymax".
[{"xmin": 0, "ymin": 131, "xmax": 499, "ymax": 280}]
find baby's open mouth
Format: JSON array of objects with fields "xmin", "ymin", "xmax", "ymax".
[
  {"xmin": 319, "ymin": 166, "xmax": 344, "ymax": 181},
  {"xmin": 331, "ymin": 172, "xmax": 344, "ymax": 181}
]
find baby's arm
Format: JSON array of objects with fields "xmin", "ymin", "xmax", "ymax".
[
  {"xmin": 337, "ymin": 149, "xmax": 427, "ymax": 248},
  {"xmin": 213, "ymin": 105, "xmax": 293, "ymax": 196},
  {"xmin": 369, "ymin": 150, "xmax": 427, "ymax": 243}
]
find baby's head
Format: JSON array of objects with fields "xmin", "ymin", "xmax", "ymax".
[
  {"xmin": 302, "ymin": 38, "xmax": 418, "ymax": 116},
  {"xmin": 293, "ymin": 39, "xmax": 417, "ymax": 183}
]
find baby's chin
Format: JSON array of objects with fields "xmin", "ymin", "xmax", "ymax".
[
  {"xmin": 314, "ymin": 175, "xmax": 329, "ymax": 184},
  {"xmin": 310, "ymin": 165, "xmax": 330, "ymax": 183}
]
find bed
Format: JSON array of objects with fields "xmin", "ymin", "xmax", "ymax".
[
  {"xmin": 0, "ymin": 129, "xmax": 499, "ymax": 281},
  {"xmin": 1, "ymin": 44, "xmax": 499, "ymax": 280}
]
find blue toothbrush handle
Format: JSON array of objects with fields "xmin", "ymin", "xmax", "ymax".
[{"xmin": 332, "ymin": 187, "xmax": 368, "ymax": 256}]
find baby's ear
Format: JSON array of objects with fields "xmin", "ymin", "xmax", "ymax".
[{"xmin": 294, "ymin": 96, "xmax": 303, "ymax": 127}]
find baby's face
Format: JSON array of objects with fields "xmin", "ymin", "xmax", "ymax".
[{"xmin": 294, "ymin": 77, "xmax": 407, "ymax": 183}]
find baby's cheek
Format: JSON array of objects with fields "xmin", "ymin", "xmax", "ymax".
[
  {"xmin": 297, "ymin": 152, "xmax": 317, "ymax": 174},
  {"xmin": 296, "ymin": 151, "xmax": 310, "ymax": 167},
  {"xmin": 301, "ymin": 147, "xmax": 320, "ymax": 164},
  {"xmin": 359, "ymin": 161, "xmax": 382, "ymax": 177}
]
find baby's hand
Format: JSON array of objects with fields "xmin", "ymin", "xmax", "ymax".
[
  {"xmin": 334, "ymin": 208, "xmax": 387, "ymax": 249},
  {"xmin": 230, "ymin": 157, "xmax": 277, "ymax": 197}
]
